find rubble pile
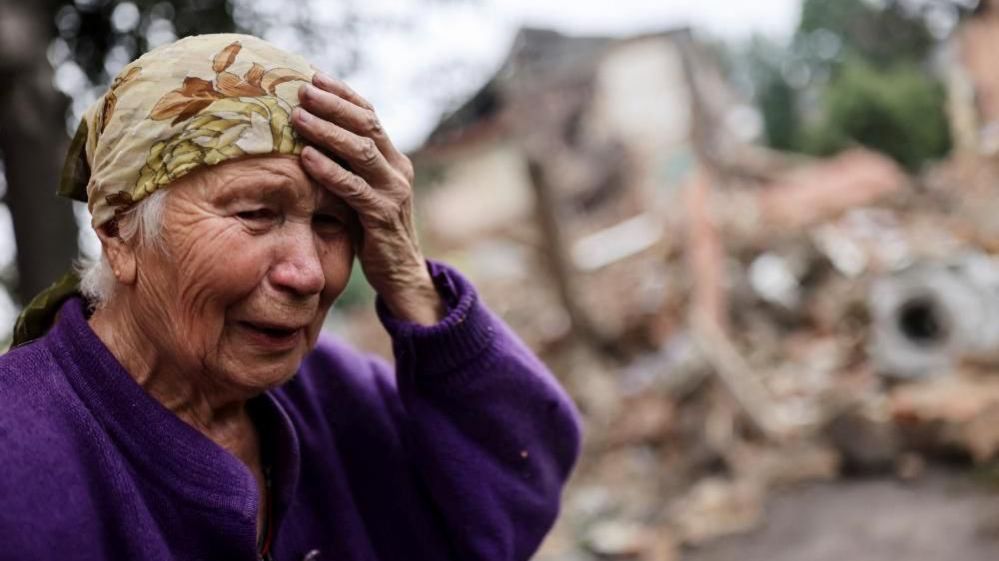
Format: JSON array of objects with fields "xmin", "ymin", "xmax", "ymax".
[
  {"xmin": 349, "ymin": 25, "xmax": 999, "ymax": 561},
  {"xmin": 517, "ymin": 154, "xmax": 999, "ymax": 561}
]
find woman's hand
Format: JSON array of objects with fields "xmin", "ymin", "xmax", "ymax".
[{"xmin": 292, "ymin": 73, "xmax": 444, "ymax": 325}]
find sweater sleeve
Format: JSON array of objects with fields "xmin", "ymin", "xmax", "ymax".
[{"xmin": 375, "ymin": 261, "xmax": 583, "ymax": 561}]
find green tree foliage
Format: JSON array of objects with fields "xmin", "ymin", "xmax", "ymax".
[
  {"xmin": 743, "ymin": 0, "xmax": 972, "ymax": 170},
  {"xmin": 740, "ymin": 37, "xmax": 800, "ymax": 151},
  {"xmin": 51, "ymin": 0, "xmax": 237, "ymax": 85},
  {"xmin": 799, "ymin": 57, "xmax": 952, "ymax": 169},
  {"xmin": 798, "ymin": 0, "xmax": 935, "ymax": 66},
  {"xmin": 758, "ymin": 75, "xmax": 798, "ymax": 150},
  {"xmin": 48, "ymin": 0, "xmax": 333, "ymax": 90}
]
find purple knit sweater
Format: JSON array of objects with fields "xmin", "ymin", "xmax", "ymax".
[{"xmin": 0, "ymin": 263, "xmax": 581, "ymax": 561}]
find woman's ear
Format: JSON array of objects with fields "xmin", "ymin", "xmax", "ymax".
[{"xmin": 96, "ymin": 220, "xmax": 138, "ymax": 285}]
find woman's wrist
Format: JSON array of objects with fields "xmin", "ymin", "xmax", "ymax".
[
  {"xmin": 378, "ymin": 266, "xmax": 445, "ymax": 326},
  {"xmin": 376, "ymin": 261, "xmax": 497, "ymax": 381}
]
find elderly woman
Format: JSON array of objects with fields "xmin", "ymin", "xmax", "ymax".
[{"xmin": 0, "ymin": 35, "xmax": 580, "ymax": 561}]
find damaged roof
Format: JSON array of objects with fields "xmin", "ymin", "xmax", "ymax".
[{"xmin": 420, "ymin": 26, "xmax": 691, "ymax": 152}]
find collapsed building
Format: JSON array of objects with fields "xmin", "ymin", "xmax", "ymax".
[
  {"xmin": 412, "ymin": 27, "xmax": 745, "ymax": 354},
  {"xmin": 409, "ymin": 26, "xmax": 918, "ymax": 430},
  {"xmin": 387, "ymin": 24, "xmax": 999, "ymax": 561}
]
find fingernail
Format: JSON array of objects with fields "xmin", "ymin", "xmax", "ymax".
[
  {"xmin": 314, "ymin": 72, "xmax": 335, "ymax": 88},
  {"xmin": 299, "ymin": 83, "xmax": 316, "ymax": 101},
  {"xmin": 294, "ymin": 108, "xmax": 312, "ymax": 123}
]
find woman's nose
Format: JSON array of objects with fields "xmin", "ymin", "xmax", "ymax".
[{"xmin": 268, "ymin": 228, "xmax": 325, "ymax": 297}]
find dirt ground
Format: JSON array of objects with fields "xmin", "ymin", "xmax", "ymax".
[{"xmin": 682, "ymin": 468, "xmax": 999, "ymax": 561}]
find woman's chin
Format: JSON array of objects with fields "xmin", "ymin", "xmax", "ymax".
[{"xmin": 220, "ymin": 354, "xmax": 305, "ymax": 394}]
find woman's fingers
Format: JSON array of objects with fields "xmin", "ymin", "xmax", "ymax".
[
  {"xmin": 300, "ymin": 146, "xmax": 380, "ymax": 212},
  {"xmin": 292, "ymin": 107, "xmax": 397, "ymax": 183},
  {"xmin": 293, "ymin": 76, "xmax": 415, "ymax": 230},
  {"xmin": 302, "ymin": 75, "xmax": 413, "ymax": 181},
  {"xmin": 295, "ymin": 77, "xmax": 439, "ymax": 323},
  {"xmin": 299, "ymin": 82, "xmax": 383, "ymax": 142},
  {"xmin": 312, "ymin": 72, "xmax": 374, "ymax": 112}
]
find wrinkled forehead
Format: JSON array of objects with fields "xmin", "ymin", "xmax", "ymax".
[{"xmin": 179, "ymin": 155, "xmax": 340, "ymax": 209}]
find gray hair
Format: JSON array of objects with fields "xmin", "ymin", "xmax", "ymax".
[{"xmin": 77, "ymin": 189, "xmax": 170, "ymax": 308}]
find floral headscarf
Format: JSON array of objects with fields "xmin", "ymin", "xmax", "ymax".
[
  {"xmin": 13, "ymin": 33, "xmax": 315, "ymax": 346},
  {"xmin": 64, "ymin": 33, "xmax": 315, "ymax": 228}
]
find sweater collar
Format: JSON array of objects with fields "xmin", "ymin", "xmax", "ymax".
[{"xmin": 47, "ymin": 297, "xmax": 300, "ymax": 526}]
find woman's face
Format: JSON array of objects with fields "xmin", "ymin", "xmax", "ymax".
[{"xmin": 126, "ymin": 156, "xmax": 354, "ymax": 394}]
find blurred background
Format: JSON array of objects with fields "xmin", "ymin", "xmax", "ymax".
[{"xmin": 5, "ymin": 0, "xmax": 999, "ymax": 559}]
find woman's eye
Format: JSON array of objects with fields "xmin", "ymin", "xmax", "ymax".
[
  {"xmin": 313, "ymin": 214, "xmax": 344, "ymax": 229},
  {"xmin": 236, "ymin": 209, "xmax": 277, "ymax": 222}
]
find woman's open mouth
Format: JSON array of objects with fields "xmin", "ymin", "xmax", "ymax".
[{"xmin": 238, "ymin": 321, "xmax": 304, "ymax": 351}]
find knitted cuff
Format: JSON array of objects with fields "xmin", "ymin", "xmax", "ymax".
[{"xmin": 376, "ymin": 260, "xmax": 496, "ymax": 380}]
